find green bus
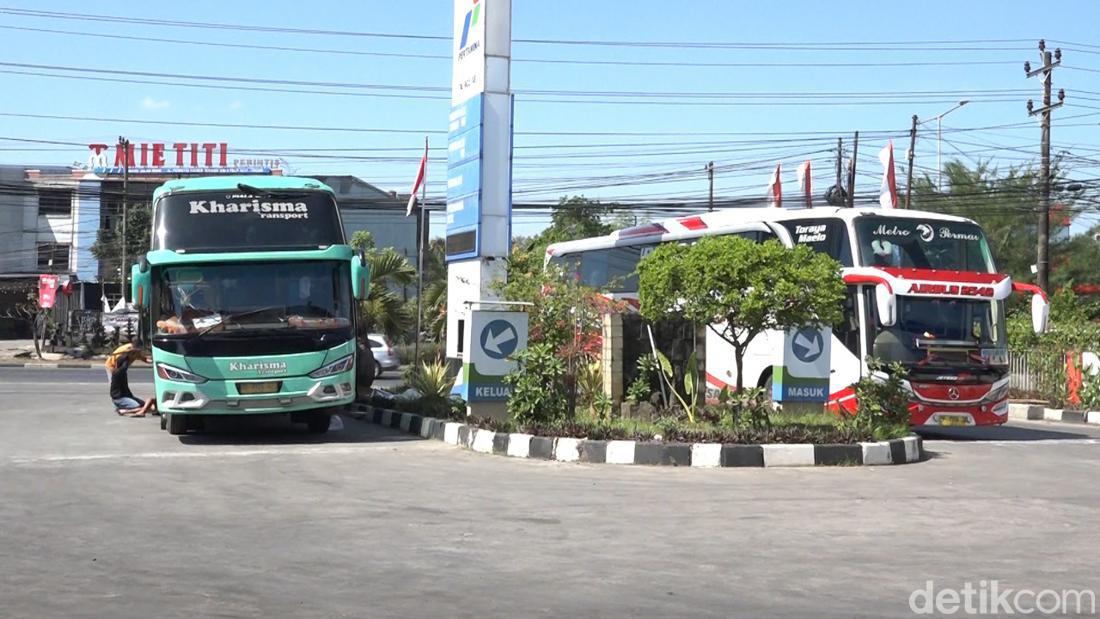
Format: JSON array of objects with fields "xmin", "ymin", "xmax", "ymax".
[{"xmin": 130, "ymin": 176, "xmax": 370, "ymax": 435}]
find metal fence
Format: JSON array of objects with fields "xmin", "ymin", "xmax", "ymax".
[{"xmin": 1008, "ymin": 349, "xmax": 1064, "ymax": 397}]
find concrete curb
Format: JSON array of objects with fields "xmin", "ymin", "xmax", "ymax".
[
  {"xmin": 1008, "ymin": 402, "xmax": 1100, "ymax": 426},
  {"xmin": 0, "ymin": 361, "xmax": 97, "ymax": 369},
  {"xmin": 348, "ymin": 404, "xmax": 923, "ymax": 468}
]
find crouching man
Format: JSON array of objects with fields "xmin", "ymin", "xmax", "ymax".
[{"xmin": 105, "ymin": 344, "xmax": 157, "ymax": 417}]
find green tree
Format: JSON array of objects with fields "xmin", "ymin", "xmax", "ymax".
[
  {"xmin": 911, "ymin": 159, "xmax": 1078, "ymax": 285},
  {"xmin": 350, "ymin": 230, "xmax": 416, "ymax": 339},
  {"xmin": 90, "ymin": 203, "xmax": 151, "ymax": 279},
  {"xmin": 505, "ymin": 195, "xmax": 613, "ymax": 285},
  {"xmin": 637, "ymin": 236, "xmax": 845, "ymax": 390}
]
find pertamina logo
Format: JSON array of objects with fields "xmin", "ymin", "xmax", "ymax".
[
  {"xmin": 907, "ymin": 283, "xmax": 994, "ymax": 297},
  {"xmin": 458, "ymin": 0, "xmax": 481, "ymax": 55}
]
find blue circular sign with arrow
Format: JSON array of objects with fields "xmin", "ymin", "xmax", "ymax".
[
  {"xmin": 480, "ymin": 319, "xmax": 519, "ymax": 360},
  {"xmin": 791, "ymin": 328, "xmax": 824, "ymax": 363}
]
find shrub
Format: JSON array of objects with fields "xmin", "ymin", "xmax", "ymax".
[
  {"xmin": 850, "ymin": 360, "xmax": 911, "ymax": 440},
  {"xmin": 407, "ymin": 361, "xmax": 456, "ymax": 418},
  {"xmin": 626, "ymin": 354, "xmax": 658, "ymax": 404},
  {"xmin": 503, "ymin": 343, "xmax": 568, "ymax": 423}
]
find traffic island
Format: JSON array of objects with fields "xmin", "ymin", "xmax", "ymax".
[{"xmin": 347, "ymin": 403, "xmax": 923, "ymax": 467}]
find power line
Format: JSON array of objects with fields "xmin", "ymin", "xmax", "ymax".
[{"xmin": 0, "ymin": 24, "xmax": 1030, "ymax": 70}]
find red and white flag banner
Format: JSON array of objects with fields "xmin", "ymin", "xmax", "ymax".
[
  {"xmin": 879, "ymin": 141, "xmax": 898, "ymax": 209},
  {"xmin": 796, "ymin": 160, "xmax": 812, "ymax": 208},
  {"xmin": 406, "ymin": 136, "xmax": 428, "ymax": 217},
  {"xmin": 767, "ymin": 163, "xmax": 782, "ymax": 208}
]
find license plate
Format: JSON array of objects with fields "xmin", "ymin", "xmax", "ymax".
[
  {"xmin": 937, "ymin": 415, "xmax": 970, "ymax": 427},
  {"xmin": 238, "ymin": 381, "xmax": 281, "ymax": 395}
]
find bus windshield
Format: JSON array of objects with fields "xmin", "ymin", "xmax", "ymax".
[
  {"xmin": 855, "ymin": 216, "xmax": 993, "ymax": 272},
  {"xmin": 870, "ymin": 297, "xmax": 1007, "ymax": 367},
  {"xmin": 155, "ymin": 260, "xmax": 352, "ymax": 337},
  {"xmin": 153, "ymin": 190, "xmax": 345, "ymax": 252}
]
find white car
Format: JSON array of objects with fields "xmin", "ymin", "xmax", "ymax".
[{"xmin": 367, "ymin": 334, "xmax": 401, "ymax": 377}]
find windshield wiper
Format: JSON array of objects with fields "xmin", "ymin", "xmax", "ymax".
[{"xmin": 192, "ymin": 306, "xmax": 287, "ymax": 340}]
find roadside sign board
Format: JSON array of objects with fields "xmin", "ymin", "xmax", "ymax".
[
  {"xmin": 458, "ymin": 309, "xmax": 528, "ymax": 402},
  {"xmin": 37, "ymin": 274, "xmax": 59, "ymax": 309},
  {"xmin": 773, "ymin": 326, "xmax": 831, "ymax": 402}
]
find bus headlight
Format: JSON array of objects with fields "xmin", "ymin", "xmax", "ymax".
[
  {"xmin": 309, "ymin": 355, "xmax": 354, "ymax": 379},
  {"xmin": 983, "ymin": 382, "xmax": 1010, "ymax": 403},
  {"xmin": 156, "ymin": 362, "xmax": 207, "ymax": 384}
]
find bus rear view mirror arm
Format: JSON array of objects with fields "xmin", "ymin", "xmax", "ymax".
[
  {"xmin": 876, "ymin": 284, "xmax": 897, "ymax": 327},
  {"xmin": 1012, "ymin": 282, "xmax": 1049, "ymax": 334},
  {"xmin": 351, "ymin": 252, "xmax": 370, "ymax": 300}
]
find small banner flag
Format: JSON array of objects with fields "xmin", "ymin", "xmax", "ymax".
[
  {"xmin": 879, "ymin": 141, "xmax": 898, "ymax": 209},
  {"xmin": 406, "ymin": 136, "xmax": 428, "ymax": 217},
  {"xmin": 767, "ymin": 163, "xmax": 782, "ymax": 208},
  {"xmin": 796, "ymin": 160, "xmax": 812, "ymax": 208}
]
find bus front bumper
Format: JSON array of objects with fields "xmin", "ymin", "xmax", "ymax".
[{"xmin": 157, "ymin": 372, "xmax": 354, "ymax": 415}]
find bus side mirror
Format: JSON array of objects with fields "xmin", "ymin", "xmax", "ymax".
[
  {"xmin": 131, "ymin": 262, "xmax": 151, "ymax": 309},
  {"xmin": 875, "ymin": 284, "xmax": 896, "ymax": 327},
  {"xmin": 352, "ymin": 253, "xmax": 370, "ymax": 300},
  {"xmin": 1032, "ymin": 293, "xmax": 1049, "ymax": 334}
]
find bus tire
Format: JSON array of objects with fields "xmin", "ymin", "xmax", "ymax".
[
  {"xmin": 306, "ymin": 412, "xmax": 331, "ymax": 434},
  {"xmin": 166, "ymin": 413, "xmax": 189, "ymax": 435},
  {"xmin": 160, "ymin": 414, "xmax": 167, "ymax": 431}
]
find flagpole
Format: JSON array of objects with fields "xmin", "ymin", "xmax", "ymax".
[{"xmin": 414, "ymin": 137, "xmax": 427, "ymax": 366}]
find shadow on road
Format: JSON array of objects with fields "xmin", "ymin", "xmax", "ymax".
[
  {"xmin": 175, "ymin": 413, "xmax": 422, "ymax": 446},
  {"xmin": 916, "ymin": 424, "xmax": 1093, "ymax": 442}
]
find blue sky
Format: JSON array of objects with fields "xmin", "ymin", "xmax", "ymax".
[{"xmin": 1, "ymin": 0, "xmax": 1099, "ymax": 237}]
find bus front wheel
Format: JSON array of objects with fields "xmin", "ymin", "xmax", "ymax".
[
  {"xmin": 166, "ymin": 413, "xmax": 189, "ymax": 435},
  {"xmin": 306, "ymin": 412, "xmax": 331, "ymax": 434}
]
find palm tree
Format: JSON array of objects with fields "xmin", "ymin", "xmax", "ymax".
[{"xmin": 351, "ymin": 231, "xmax": 416, "ymax": 340}]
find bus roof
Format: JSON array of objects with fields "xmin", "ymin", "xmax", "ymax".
[
  {"xmin": 152, "ymin": 175, "xmax": 335, "ymax": 201},
  {"xmin": 546, "ymin": 205, "xmax": 980, "ymax": 255}
]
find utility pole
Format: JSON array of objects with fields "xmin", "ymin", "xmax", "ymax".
[
  {"xmin": 119, "ymin": 136, "xmax": 130, "ymax": 304},
  {"xmin": 906, "ymin": 115, "xmax": 918, "ymax": 208},
  {"xmin": 414, "ymin": 185, "xmax": 427, "ymax": 365},
  {"xmin": 1026, "ymin": 39, "xmax": 1065, "ymax": 292},
  {"xmin": 846, "ymin": 131, "xmax": 859, "ymax": 208},
  {"xmin": 835, "ymin": 138, "xmax": 843, "ymax": 190},
  {"xmin": 706, "ymin": 161, "xmax": 715, "ymax": 212}
]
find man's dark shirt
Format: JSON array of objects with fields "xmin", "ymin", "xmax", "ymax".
[{"xmin": 110, "ymin": 355, "xmax": 135, "ymax": 400}]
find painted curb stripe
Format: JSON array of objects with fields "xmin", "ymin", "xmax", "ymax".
[
  {"xmin": 634, "ymin": 442, "xmax": 690, "ymax": 466},
  {"xmin": 813, "ymin": 444, "xmax": 862, "ymax": 466},
  {"xmin": 888, "ymin": 439, "xmax": 906, "ymax": 465},
  {"xmin": 507, "ymin": 434, "xmax": 531, "ymax": 458},
  {"xmin": 690, "ymin": 443, "xmax": 722, "ymax": 468},
  {"xmin": 605, "ymin": 440, "xmax": 636, "ymax": 465},
  {"xmin": 860, "ymin": 442, "xmax": 892, "ymax": 466},
  {"xmin": 761, "ymin": 444, "xmax": 816, "ymax": 468},
  {"xmin": 720, "ymin": 444, "xmax": 764, "ymax": 467},
  {"xmin": 579, "ymin": 440, "xmax": 607, "ymax": 463},
  {"xmin": 554, "ymin": 437, "xmax": 580, "ymax": 462},
  {"xmin": 471, "ymin": 429, "xmax": 495, "ymax": 454},
  {"xmin": 492, "ymin": 432, "xmax": 510, "ymax": 455}
]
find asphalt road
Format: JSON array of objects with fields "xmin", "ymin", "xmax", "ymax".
[{"xmin": 1, "ymin": 368, "xmax": 1098, "ymax": 618}]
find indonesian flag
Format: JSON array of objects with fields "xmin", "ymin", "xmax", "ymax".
[
  {"xmin": 796, "ymin": 160, "xmax": 812, "ymax": 208},
  {"xmin": 767, "ymin": 163, "xmax": 782, "ymax": 208},
  {"xmin": 406, "ymin": 136, "xmax": 428, "ymax": 216},
  {"xmin": 879, "ymin": 141, "xmax": 898, "ymax": 209}
]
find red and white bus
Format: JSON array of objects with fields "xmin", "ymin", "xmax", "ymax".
[{"xmin": 546, "ymin": 206, "xmax": 1049, "ymax": 427}]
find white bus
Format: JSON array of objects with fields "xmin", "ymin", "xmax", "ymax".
[{"xmin": 545, "ymin": 206, "xmax": 1048, "ymax": 427}]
